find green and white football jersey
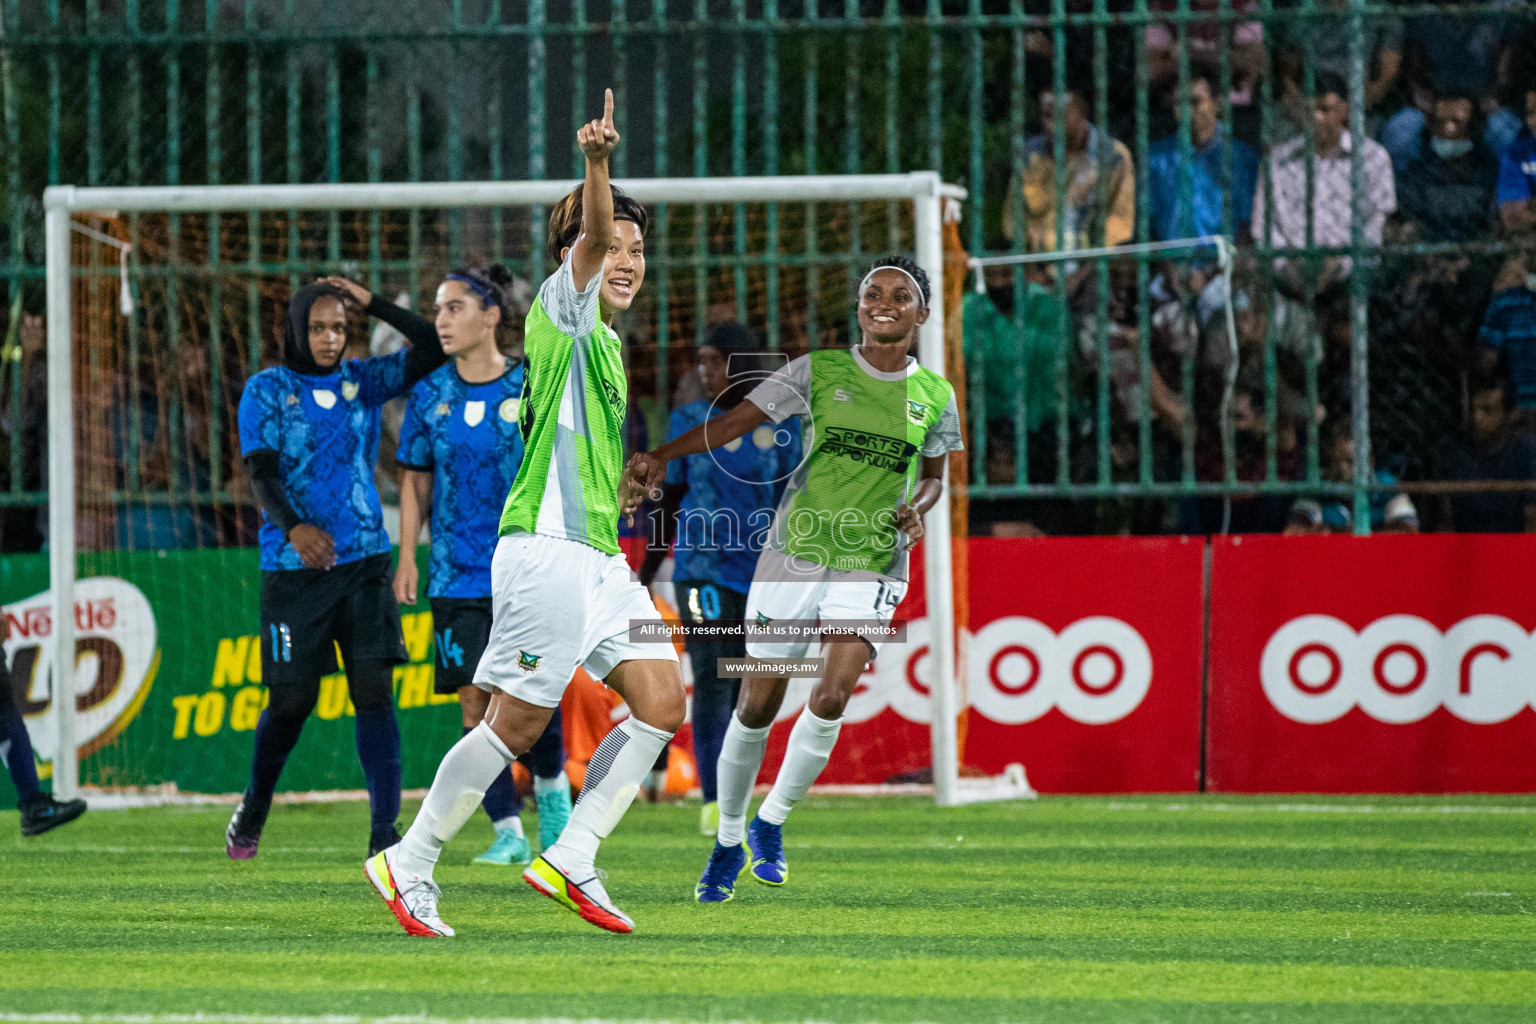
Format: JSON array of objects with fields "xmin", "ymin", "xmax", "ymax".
[
  {"xmin": 498, "ymin": 257, "xmax": 629, "ymax": 555},
  {"xmin": 748, "ymin": 347, "xmax": 963, "ymax": 579}
]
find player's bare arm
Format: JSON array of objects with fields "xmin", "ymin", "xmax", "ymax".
[
  {"xmin": 622, "ymin": 401, "xmax": 769, "ymax": 510},
  {"xmin": 393, "ymin": 469, "xmax": 432, "ymax": 605},
  {"xmin": 570, "ymin": 88, "xmax": 620, "ymax": 292},
  {"xmin": 896, "ymin": 455, "xmax": 947, "ymax": 541}
]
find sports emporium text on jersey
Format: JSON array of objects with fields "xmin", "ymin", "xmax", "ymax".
[{"xmin": 818, "ymin": 426, "xmax": 917, "ymax": 473}]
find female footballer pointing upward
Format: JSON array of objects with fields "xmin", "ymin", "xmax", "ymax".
[{"xmin": 368, "ymin": 90, "xmax": 685, "ymax": 938}]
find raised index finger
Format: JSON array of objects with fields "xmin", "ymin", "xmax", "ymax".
[{"xmin": 602, "ymin": 88, "xmax": 614, "ymax": 128}]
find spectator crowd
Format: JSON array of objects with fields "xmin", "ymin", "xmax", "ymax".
[
  {"xmin": 2, "ymin": 4, "xmax": 1536, "ymax": 547},
  {"xmin": 969, "ymin": 2, "xmax": 1536, "ymax": 536}
]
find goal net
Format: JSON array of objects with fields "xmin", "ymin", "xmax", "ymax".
[{"xmin": 24, "ymin": 174, "xmax": 999, "ymax": 809}]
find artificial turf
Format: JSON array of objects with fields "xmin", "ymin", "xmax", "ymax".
[{"xmin": 1, "ymin": 794, "xmax": 1534, "ymax": 1023}]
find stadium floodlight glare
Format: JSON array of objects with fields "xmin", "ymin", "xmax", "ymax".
[{"xmin": 42, "ymin": 172, "xmax": 1008, "ymax": 807}]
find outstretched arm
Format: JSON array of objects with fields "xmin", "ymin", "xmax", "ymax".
[
  {"xmin": 622, "ymin": 401, "xmax": 769, "ymax": 512},
  {"xmin": 570, "ymin": 89, "xmax": 620, "ymax": 292}
]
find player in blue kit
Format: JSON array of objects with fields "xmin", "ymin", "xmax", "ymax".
[
  {"xmin": 663, "ymin": 323, "xmax": 800, "ymax": 836},
  {"xmin": 393, "ymin": 265, "xmax": 573, "ymax": 867},
  {"xmin": 228, "ymin": 278, "xmax": 445, "ymax": 860}
]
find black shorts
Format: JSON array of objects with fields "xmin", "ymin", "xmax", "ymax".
[
  {"xmin": 259, "ymin": 552, "xmax": 407, "ymax": 686},
  {"xmin": 676, "ymin": 580, "xmax": 749, "ymax": 629},
  {"xmin": 429, "ymin": 596, "xmax": 493, "ymax": 694}
]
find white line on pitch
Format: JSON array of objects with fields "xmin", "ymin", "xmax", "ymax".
[
  {"xmin": 0, "ymin": 1015, "xmax": 772, "ymax": 1024},
  {"xmin": 3, "ymin": 846, "xmax": 351, "ymax": 855},
  {"xmin": 1102, "ymin": 801, "xmax": 1536, "ymax": 815}
]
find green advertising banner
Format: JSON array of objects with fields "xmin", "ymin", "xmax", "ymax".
[{"xmin": 1, "ymin": 548, "xmax": 462, "ymax": 810}]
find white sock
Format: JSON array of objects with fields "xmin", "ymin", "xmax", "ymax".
[
  {"xmin": 715, "ymin": 713, "xmax": 771, "ymax": 847},
  {"xmin": 397, "ymin": 722, "xmax": 514, "ymax": 876},
  {"xmin": 545, "ymin": 717, "xmax": 672, "ymax": 880},
  {"xmin": 533, "ymin": 770, "xmax": 569, "ymax": 797},
  {"xmin": 491, "ymin": 815, "xmax": 525, "ymax": 837},
  {"xmin": 757, "ymin": 709, "xmax": 842, "ymax": 826}
]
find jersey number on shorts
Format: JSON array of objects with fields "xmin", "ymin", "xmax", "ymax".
[
  {"xmin": 269, "ymin": 623, "xmax": 293, "ymax": 663},
  {"xmin": 437, "ymin": 628, "xmax": 465, "ymax": 668}
]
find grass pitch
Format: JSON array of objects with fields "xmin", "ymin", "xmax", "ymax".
[{"xmin": 2, "ymin": 794, "xmax": 1534, "ymax": 1023}]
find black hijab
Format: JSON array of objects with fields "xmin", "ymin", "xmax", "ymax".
[
  {"xmin": 284, "ymin": 282, "xmax": 348, "ymax": 377},
  {"xmin": 704, "ymin": 321, "xmax": 760, "ymax": 410}
]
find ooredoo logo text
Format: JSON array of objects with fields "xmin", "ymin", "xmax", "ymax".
[
  {"xmin": 1262, "ymin": 614, "xmax": 1533, "ymax": 724},
  {"xmin": 768, "ymin": 615, "xmax": 1154, "ymax": 726}
]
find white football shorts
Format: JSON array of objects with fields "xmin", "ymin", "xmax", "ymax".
[
  {"xmin": 743, "ymin": 546, "xmax": 907, "ymax": 661},
  {"xmin": 472, "ymin": 531, "xmax": 677, "ymax": 707}
]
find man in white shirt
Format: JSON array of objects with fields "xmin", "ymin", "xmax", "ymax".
[{"xmin": 1252, "ymin": 72, "xmax": 1397, "ymax": 299}]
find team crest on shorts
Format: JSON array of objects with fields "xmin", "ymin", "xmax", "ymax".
[
  {"xmin": 342, "ymin": 381, "xmax": 360, "ymax": 402},
  {"xmin": 905, "ymin": 399, "xmax": 929, "ymax": 425},
  {"xmin": 755, "ymin": 611, "xmax": 772, "ymax": 627},
  {"xmin": 517, "ymin": 650, "xmax": 542, "ymax": 672}
]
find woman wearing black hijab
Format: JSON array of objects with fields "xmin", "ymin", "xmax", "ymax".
[{"xmin": 229, "ymin": 280, "xmax": 445, "ymax": 859}]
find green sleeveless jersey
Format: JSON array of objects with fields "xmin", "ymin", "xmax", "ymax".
[
  {"xmin": 498, "ymin": 259, "xmax": 628, "ymax": 554},
  {"xmin": 748, "ymin": 347, "xmax": 963, "ymax": 578}
]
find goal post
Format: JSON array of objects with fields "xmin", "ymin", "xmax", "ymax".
[{"xmin": 40, "ymin": 172, "xmax": 987, "ymax": 806}]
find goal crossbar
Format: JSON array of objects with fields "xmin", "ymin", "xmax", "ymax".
[
  {"xmin": 42, "ymin": 172, "xmax": 972, "ymax": 806},
  {"xmin": 43, "ymin": 173, "xmax": 966, "ymax": 215}
]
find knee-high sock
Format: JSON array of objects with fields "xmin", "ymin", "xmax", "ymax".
[
  {"xmin": 690, "ymin": 673, "xmax": 737, "ymax": 804},
  {"xmin": 757, "ymin": 709, "xmax": 842, "ymax": 826},
  {"xmin": 546, "ymin": 717, "xmax": 671, "ymax": 879},
  {"xmin": 471, "ymin": 725, "xmax": 523, "ymax": 828},
  {"xmin": 354, "ymin": 707, "xmax": 402, "ymax": 835},
  {"xmin": 396, "ymin": 722, "xmax": 514, "ymax": 876},
  {"xmin": 715, "ymin": 713, "xmax": 771, "ymax": 847},
  {"xmin": 0, "ymin": 704, "xmax": 41, "ymax": 805}
]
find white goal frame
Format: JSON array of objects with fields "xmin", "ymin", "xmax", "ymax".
[{"xmin": 43, "ymin": 171, "xmax": 999, "ymax": 807}]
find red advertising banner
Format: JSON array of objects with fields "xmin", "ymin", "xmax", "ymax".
[
  {"xmin": 762, "ymin": 537, "xmax": 1206, "ymax": 792},
  {"xmin": 1207, "ymin": 534, "xmax": 1536, "ymax": 793}
]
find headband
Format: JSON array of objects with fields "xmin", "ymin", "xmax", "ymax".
[
  {"xmin": 858, "ymin": 265, "xmax": 927, "ymax": 308},
  {"xmin": 446, "ymin": 273, "xmax": 499, "ymax": 309}
]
